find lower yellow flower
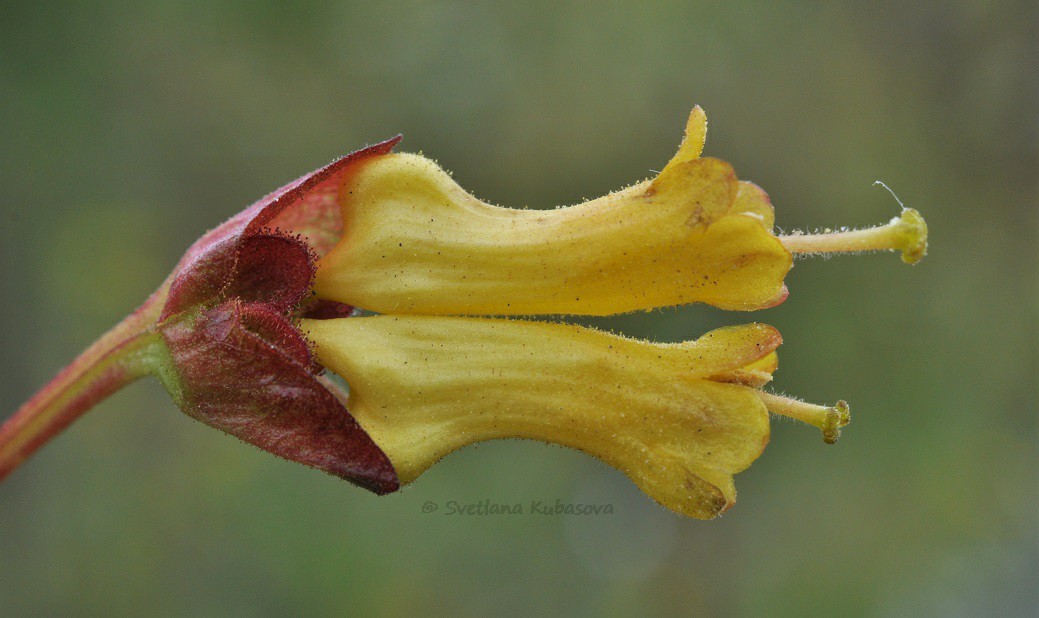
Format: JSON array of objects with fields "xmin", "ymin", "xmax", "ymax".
[{"xmin": 303, "ymin": 316, "xmax": 846, "ymax": 519}]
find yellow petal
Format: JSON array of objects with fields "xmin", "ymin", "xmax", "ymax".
[
  {"xmin": 732, "ymin": 180, "xmax": 776, "ymax": 229},
  {"xmin": 313, "ymin": 150, "xmax": 792, "ymax": 315},
  {"xmin": 660, "ymin": 105, "xmax": 708, "ymax": 173},
  {"xmin": 711, "ymin": 351, "xmax": 779, "ymax": 388},
  {"xmin": 303, "ymin": 316, "xmax": 776, "ymax": 519},
  {"xmin": 675, "ymin": 323, "xmax": 781, "ymax": 377}
]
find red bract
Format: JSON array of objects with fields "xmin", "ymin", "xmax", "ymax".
[
  {"xmin": 162, "ymin": 135, "xmax": 403, "ymax": 317},
  {"xmin": 0, "ymin": 137, "xmax": 402, "ymax": 492},
  {"xmin": 156, "ymin": 136, "xmax": 402, "ymax": 493}
]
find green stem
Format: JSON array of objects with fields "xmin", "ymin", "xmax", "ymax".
[{"xmin": 0, "ymin": 293, "xmax": 166, "ymax": 481}]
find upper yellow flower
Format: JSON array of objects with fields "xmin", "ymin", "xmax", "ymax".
[{"xmin": 313, "ymin": 106, "xmax": 925, "ymax": 317}]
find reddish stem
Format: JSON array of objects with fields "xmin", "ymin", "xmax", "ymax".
[{"xmin": 0, "ymin": 291, "xmax": 167, "ymax": 481}]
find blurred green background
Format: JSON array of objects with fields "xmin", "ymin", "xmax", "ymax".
[{"xmin": 1, "ymin": 2, "xmax": 1035, "ymax": 616}]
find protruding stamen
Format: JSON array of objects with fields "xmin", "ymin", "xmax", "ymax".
[
  {"xmin": 779, "ymin": 208, "xmax": 927, "ymax": 264},
  {"xmin": 758, "ymin": 391, "xmax": 850, "ymax": 444}
]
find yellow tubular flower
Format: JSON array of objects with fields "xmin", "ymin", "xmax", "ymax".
[
  {"xmin": 314, "ymin": 106, "xmax": 926, "ymax": 315},
  {"xmin": 313, "ymin": 107, "xmax": 794, "ymax": 315},
  {"xmin": 304, "ymin": 317, "xmax": 797, "ymax": 519}
]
